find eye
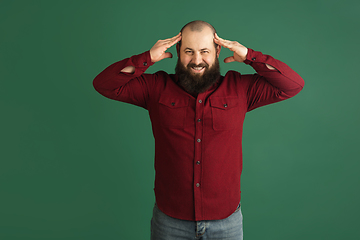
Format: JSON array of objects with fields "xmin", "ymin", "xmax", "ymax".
[
  {"xmin": 201, "ymin": 50, "xmax": 209, "ymax": 54},
  {"xmin": 185, "ymin": 50, "xmax": 193, "ymax": 55}
]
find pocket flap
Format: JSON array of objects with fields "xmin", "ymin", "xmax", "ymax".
[
  {"xmin": 159, "ymin": 95, "xmax": 189, "ymax": 108},
  {"xmin": 210, "ymin": 97, "xmax": 238, "ymax": 110}
]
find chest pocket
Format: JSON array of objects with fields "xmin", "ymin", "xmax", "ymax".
[
  {"xmin": 210, "ymin": 96, "xmax": 241, "ymax": 130},
  {"xmin": 158, "ymin": 95, "xmax": 189, "ymax": 128}
]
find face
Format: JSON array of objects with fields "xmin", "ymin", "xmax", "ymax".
[
  {"xmin": 178, "ymin": 27, "xmax": 221, "ymax": 75},
  {"xmin": 175, "ymin": 27, "xmax": 221, "ymax": 94}
]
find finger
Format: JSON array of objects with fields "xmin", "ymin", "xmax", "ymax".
[
  {"xmin": 166, "ymin": 36, "xmax": 181, "ymax": 48},
  {"xmin": 214, "ymin": 33, "xmax": 222, "ymax": 42},
  {"xmin": 214, "ymin": 33, "xmax": 221, "ymax": 40},
  {"xmin": 158, "ymin": 33, "xmax": 181, "ymax": 45},
  {"xmin": 218, "ymin": 40, "xmax": 237, "ymax": 51},
  {"xmin": 216, "ymin": 36, "xmax": 234, "ymax": 46},
  {"xmin": 213, "ymin": 37, "xmax": 223, "ymax": 46},
  {"xmin": 214, "ymin": 38, "xmax": 230, "ymax": 49},
  {"xmin": 214, "ymin": 33, "xmax": 229, "ymax": 43},
  {"xmin": 224, "ymin": 56, "xmax": 235, "ymax": 63},
  {"xmin": 163, "ymin": 52, "xmax": 173, "ymax": 59},
  {"xmin": 157, "ymin": 52, "xmax": 173, "ymax": 62},
  {"xmin": 168, "ymin": 32, "xmax": 182, "ymax": 41},
  {"xmin": 164, "ymin": 34, "xmax": 181, "ymax": 45},
  {"xmin": 214, "ymin": 35, "xmax": 232, "ymax": 48},
  {"xmin": 171, "ymin": 34, "xmax": 182, "ymax": 42}
]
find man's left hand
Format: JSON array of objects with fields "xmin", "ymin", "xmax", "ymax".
[
  {"xmin": 214, "ymin": 33, "xmax": 248, "ymax": 63},
  {"xmin": 214, "ymin": 33, "xmax": 276, "ymax": 70}
]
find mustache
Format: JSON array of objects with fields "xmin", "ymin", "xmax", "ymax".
[{"xmin": 187, "ymin": 62, "xmax": 209, "ymax": 69}]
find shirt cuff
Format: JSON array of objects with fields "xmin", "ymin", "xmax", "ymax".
[
  {"xmin": 244, "ymin": 48, "xmax": 259, "ymax": 64},
  {"xmin": 127, "ymin": 50, "xmax": 155, "ymax": 75},
  {"xmin": 243, "ymin": 48, "xmax": 275, "ymax": 72}
]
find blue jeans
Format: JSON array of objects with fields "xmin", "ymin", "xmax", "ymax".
[{"xmin": 151, "ymin": 203, "xmax": 243, "ymax": 240}]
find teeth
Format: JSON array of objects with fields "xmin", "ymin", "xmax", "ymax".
[{"xmin": 192, "ymin": 67, "xmax": 204, "ymax": 70}]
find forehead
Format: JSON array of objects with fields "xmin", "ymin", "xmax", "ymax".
[{"xmin": 181, "ymin": 27, "xmax": 215, "ymax": 50}]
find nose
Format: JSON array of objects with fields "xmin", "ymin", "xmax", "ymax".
[{"xmin": 192, "ymin": 52, "xmax": 203, "ymax": 65}]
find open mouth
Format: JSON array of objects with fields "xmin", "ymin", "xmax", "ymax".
[{"xmin": 191, "ymin": 66, "xmax": 205, "ymax": 73}]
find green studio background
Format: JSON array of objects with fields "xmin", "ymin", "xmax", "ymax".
[{"xmin": 1, "ymin": 0, "xmax": 359, "ymax": 239}]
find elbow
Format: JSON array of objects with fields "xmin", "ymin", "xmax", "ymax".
[
  {"xmin": 296, "ymin": 76, "xmax": 305, "ymax": 95},
  {"xmin": 294, "ymin": 85, "xmax": 304, "ymax": 96},
  {"xmin": 289, "ymin": 75, "xmax": 305, "ymax": 97},
  {"xmin": 298, "ymin": 75, "xmax": 305, "ymax": 90},
  {"xmin": 93, "ymin": 77, "xmax": 99, "ymax": 92},
  {"xmin": 93, "ymin": 74, "xmax": 105, "ymax": 94},
  {"xmin": 284, "ymin": 84, "xmax": 304, "ymax": 98}
]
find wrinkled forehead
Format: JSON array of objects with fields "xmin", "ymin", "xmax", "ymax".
[{"xmin": 181, "ymin": 27, "xmax": 215, "ymax": 50}]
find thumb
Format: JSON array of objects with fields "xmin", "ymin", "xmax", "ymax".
[
  {"xmin": 162, "ymin": 52, "xmax": 173, "ymax": 60},
  {"xmin": 224, "ymin": 56, "xmax": 235, "ymax": 63}
]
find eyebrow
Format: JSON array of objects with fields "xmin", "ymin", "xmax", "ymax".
[{"xmin": 184, "ymin": 48, "xmax": 210, "ymax": 51}]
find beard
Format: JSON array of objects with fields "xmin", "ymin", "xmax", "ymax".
[{"xmin": 175, "ymin": 57, "xmax": 220, "ymax": 95}]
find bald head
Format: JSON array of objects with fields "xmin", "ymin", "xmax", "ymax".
[
  {"xmin": 180, "ymin": 20, "xmax": 216, "ymax": 34},
  {"xmin": 178, "ymin": 20, "xmax": 217, "ymax": 48}
]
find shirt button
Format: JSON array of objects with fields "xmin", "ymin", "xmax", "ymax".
[
  {"xmin": 197, "ymin": 139, "xmax": 201, "ymax": 143},
  {"xmin": 143, "ymin": 62, "xmax": 147, "ymax": 66},
  {"xmin": 224, "ymin": 104, "xmax": 228, "ymax": 108},
  {"xmin": 196, "ymin": 183, "xmax": 200, "ymax": 187},
  {"xmin": 171, "ymin": 102, "xmax": 175, "ymax": 106},
  {"xmin": 251, "ymin": 57, "xmax": 256, "ymax": 61},
  {"xmin": 196, "ymin": 161, "xmax": 200, "ymax": 165},
  {"xmin": 198, "ymin": 99, "xmax": 202, "ymax": 103},
  {"xmin": 197, "ymin": 119, "xmax": 201, "ymax": 122}
]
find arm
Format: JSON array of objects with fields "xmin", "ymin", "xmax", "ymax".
[
  {"xmin": 93, "ymin": 51, "xmax": 154, "ymax": 109},
  {"xmin": 214, "ymin": 33, "xmax": 304, "ymax": 111},
  {"xmin": 93, "ymin": 33, "xmax": 181, "ymax": 108}
]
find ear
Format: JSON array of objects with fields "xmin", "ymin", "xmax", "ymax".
[
  {"xmin": 176, "ymin": 42, "xmax": 180, "ymax": 57},
  {"xmin": 216, "ymin": 45, "xmax": 221, "ymax": 58}
]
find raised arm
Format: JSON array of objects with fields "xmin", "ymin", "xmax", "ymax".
[
  {"xmin": 214, "ymin": 33, "xmax": 304, "ymax": 111},
  {"xmin": 93, "ymin": 33, "xmax": 181, "ymax": 108}
]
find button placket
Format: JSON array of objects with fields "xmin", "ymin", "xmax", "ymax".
[{"xmin": 194, "ymin": 94, "xmax": 205, "ymax": 219}]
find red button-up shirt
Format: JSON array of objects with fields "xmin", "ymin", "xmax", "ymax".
[{"xmin": 93, "ymin": 49, "xmax": 304, "ymax": 221}]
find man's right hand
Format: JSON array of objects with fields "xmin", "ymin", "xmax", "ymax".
[
  {"xmin": 121, "ymin": 33, "xmax": 181, "ymax": 73},
  {"xmin": 150, "ymin": 33, "xmax": 182, "ymax": 63}
]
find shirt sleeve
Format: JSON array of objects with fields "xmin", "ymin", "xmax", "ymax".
[
  {"xmin": 92, "ymin": 51, "xmax": 156, "ymax": 109},
  {"xmin": 243, "ymin": 48, "xmax": 305, "ymax": 111}
]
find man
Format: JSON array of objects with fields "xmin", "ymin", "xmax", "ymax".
[{"xmin": 93, "ymin": 20, "xmax": 304, "ymax": 240}]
